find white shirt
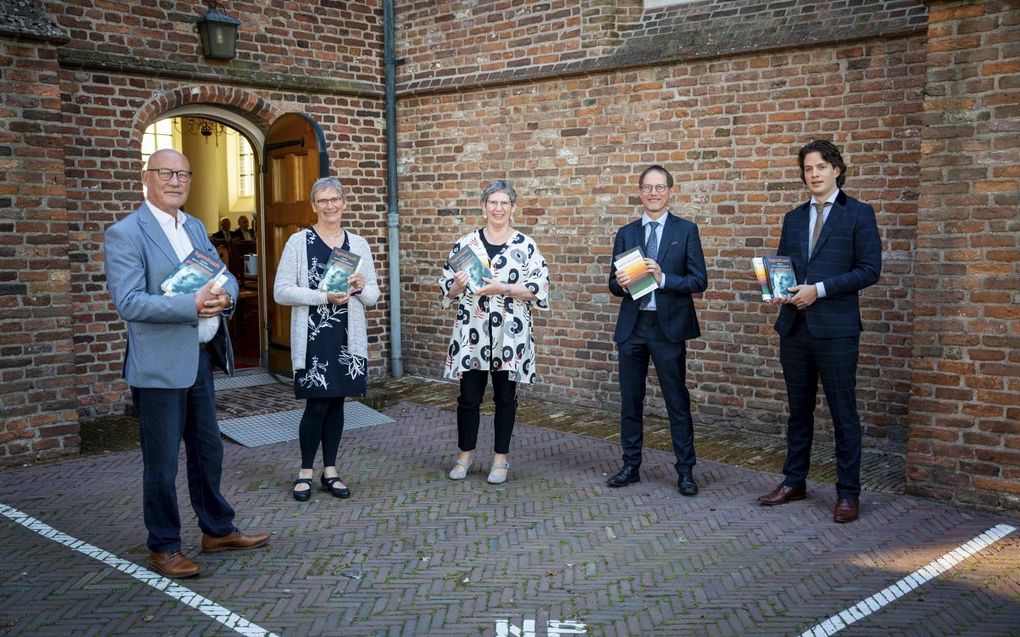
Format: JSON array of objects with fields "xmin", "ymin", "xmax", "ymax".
[
  {"xmin": 146, "ymin": 201, "xmax": 219, "ymax": 343},
  {"xmin": 808, "ymin": 189, "xmax": 838, "ymax": 299},
  {"xmin": 641, "ymin": 212, "xmax": 668, "ymax": 311}
]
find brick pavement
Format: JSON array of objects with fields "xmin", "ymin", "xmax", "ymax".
[{"xmin": 1, "ymin": 386, "xmax": 1019, "ymax": 636}]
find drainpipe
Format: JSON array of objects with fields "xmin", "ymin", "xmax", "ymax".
[{"xmin": 384, "ymin": 0, "xmax": 404, "ymax": 377}]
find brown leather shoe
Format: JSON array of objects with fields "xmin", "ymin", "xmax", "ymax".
[
  {"xmin": 148, "ymin": 550, "xmax": 200, "ymax": 578},
  {"xmin": 202, "ymin": 530, "xmax": 270, "ymax": 553},
  {"xmin": 758, "ymin": 483, "xmax": 807, "ymax": 506},
  {"xmin": 833, "ymin": 497, "xmax": 860, "ymax": 523}
]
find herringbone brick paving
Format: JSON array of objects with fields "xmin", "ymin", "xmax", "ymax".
[{"xmin": 2, "ymin": 383, "xmax": 1018, "ymax": 636}]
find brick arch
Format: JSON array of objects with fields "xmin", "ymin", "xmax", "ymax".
[{"xmin": 132, "ymin": 86, "xmax": 283, "ymax": 142}]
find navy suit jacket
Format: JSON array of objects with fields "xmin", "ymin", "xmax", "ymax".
[
  {"xmin": 774, "ymin": 190, "xmax": 882, "ymax": 339},
  {"xmin": 609, "ymin": 211, "xmax": 707, "ymax": 344}
]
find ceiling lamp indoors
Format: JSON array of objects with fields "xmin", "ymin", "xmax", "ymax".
[{"xmin": 196, "ymin": 2, "xmax": 241, "ymax": 60}]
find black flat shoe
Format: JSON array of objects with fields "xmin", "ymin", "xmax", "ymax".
[
  {"xmin": 607, "ymin": 464, "xmax": 640, "ymax": 487},
  {"xmin": 320, "ymin": 473, "xmax": 351, "ymax": 499},
  {"xmin": 292, "ymin": 477, "xmax": 312, "ymax": 502},
  {"xmin": 677, "ymin": 470, "xmax": 699, "ymax": 496}
]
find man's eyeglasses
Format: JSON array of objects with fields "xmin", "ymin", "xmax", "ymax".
[
  {"xmin": 485, "ymin": 200, "xmax": 512, "ymax": 209},
  {"xmin": 640, "ymin": 184, "xmax": 669, "ymax": 193},
  {"xmin": 314, "ymin": 197, "xmax": 344, "ymax": 208},
  {"xmin": 145, "ymin": 168, "xmax": 193, "ymax": 183}
]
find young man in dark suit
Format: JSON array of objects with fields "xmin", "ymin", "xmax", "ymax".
[
  {"xmin": 758, "ymin": 140, "xmax": 882, "ymax": 523},
  {"xmin": 607, "ymin": 165, "xmax": 708, "ymax": 495}
]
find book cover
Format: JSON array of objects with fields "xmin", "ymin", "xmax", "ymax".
[
  {"xmin": 448, "ymin": 246, "xmax": 493, "ymax": 294},
  {"xmin": 763, "ymin": 255, "xmax": 796, "ymax": 298},
  {"xmin": 318, "ymin": 247, "xmax": 362, "ymax": 293},
  {"xmin": 614, "ymin": 246, "xmax": 656, "ymax": 301},
  {"xmin": 160, "ymin": 249, "xmax": 226, "ymax": 297},
  {"xmin": 752, "ymin": 257, "xmax": 772, "ymax": 301}
]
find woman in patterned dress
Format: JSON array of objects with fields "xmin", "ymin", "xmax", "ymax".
[
  {"xmin": 274, "ymin": 177, "xmax": 379, "ymax": 501},
  {"xmin": 439, "ymin": 180, "xmax": 550, "ymax": 484}
]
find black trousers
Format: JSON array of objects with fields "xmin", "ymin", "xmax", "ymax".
[
  {"xmin": 457, "ymin": 369, "xmax": 517, "ymax": 454},
  {"xmin": 617, "ymin": 311, "xmax": 696, "ymax": 472},
  {"xmin": 298, "ymin": 397, "xmax": 345, "ymax": 469},
  {"xmin": 779, "ymin": 314, "xmax": 862, "ymax": 499}
]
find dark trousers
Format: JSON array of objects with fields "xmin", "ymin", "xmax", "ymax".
[
  {"xmin": 457, "ymin": 370, "xmax": 517, "ymax": 454},
  {"xmin": 779, "ymin": 315, "xmax": 863, "ymax": 499},
  {"xmin": 131, "ymin": 350, "xmax": 235, "ymax": 553},
  {"xmin": 618, "ymin": 311, "xmax": 696, "ymax": 472},
  {"xmin": 299, "ymin": 397, "xmax": 345, "ymax": 469}
]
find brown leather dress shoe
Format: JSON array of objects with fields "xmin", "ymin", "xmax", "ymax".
[
  {"xmin": 833, "ymin": 497, "xmax": 860, "ymax": 523},
  {"xmin": 148, "ymin": 550, "xmax": 200, "ymax": 578},
  {"xmin": 758, "ymin": 483, "xmax": 807, "ymax": 506},
  {"xmin": 202, "ymin": 530, "xmax": 270, "ymax": 553}
]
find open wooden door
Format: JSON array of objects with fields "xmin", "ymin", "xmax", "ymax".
[{"xmin": 263, "ymin": 113, "xmax": 329, "ymax": 375}]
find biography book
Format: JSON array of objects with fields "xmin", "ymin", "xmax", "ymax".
[
  {"xmin": 448, "ymin": 247, "xmax": 493, "ymax": 294},
  {"xmin": 161, "ymin": 249, "xmax": 227, "ymax": 297},
  {"xmin": 318, "ymin": 247, "xmax": 362, "ymax": 294},
  {"xmin": 614, "ymin": 247, "xmax": 657, "ymax": 301},
  {"xmin": 761, "ymin": 255, "xmax": 796, "ymax": 299}
]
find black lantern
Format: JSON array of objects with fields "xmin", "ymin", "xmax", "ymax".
[{"xmin": 196, "ymin": 2, "xmax": 240, "ymax": 60}]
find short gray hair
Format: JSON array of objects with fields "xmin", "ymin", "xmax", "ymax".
[
  {"xmin": 310, "ymin": 177, "xmax": 348, "ymax": 203},
  {"xmin": 479, "ymin": 180, "xmax": 517, "ymax": 207}
]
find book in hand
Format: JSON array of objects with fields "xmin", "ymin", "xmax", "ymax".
[
  {"xmin": 161, "ymin": 249, "xmax": 227, "ymax": 297},
  {"xmin": 752, "ymin": 255, "xmax": 796, "ymax": 300},
  {"xmin": 614, "ymin": 246, "xmax": 657, "ymax": 301},
  {"xmin": 447, "ymin": 246, "xmax": 493, "ymax": 294},
  {"xmin": 318, "ymin": 247, "xmax": 362, "ymax": 294}
]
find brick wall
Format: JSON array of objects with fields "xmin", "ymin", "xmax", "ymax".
[
  {"xmin": 396, "ymin": 35, "xmax": 925, "ymax": 451},
  {"xmin": 66, "ymin": 79, "xmax": 388, "ymax": 419},
  {"xmin": 906, "ymin": 0, "xmax": 1020, "ymax": 510},
  {"xmin": 0, "ymin": 35, "xmax": 79, "ymax": 464}
]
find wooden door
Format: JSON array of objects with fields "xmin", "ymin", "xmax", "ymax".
[{"xmin": 263, "ymin": 113, "xmax": 329, "ymax": 375}]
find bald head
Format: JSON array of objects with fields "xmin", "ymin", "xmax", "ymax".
[{"xmin": 143, "ymin": 149, "xmax": 192, "ymax": 214}]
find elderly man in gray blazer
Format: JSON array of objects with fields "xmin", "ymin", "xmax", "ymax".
[{"xmin": 104, "ymin": 149, "xmax": 268, "ymax": 579}]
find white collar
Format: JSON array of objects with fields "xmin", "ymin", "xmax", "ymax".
[{"xmin": 146, "ymin": 200, "xmax": 186, "ymax": 229}]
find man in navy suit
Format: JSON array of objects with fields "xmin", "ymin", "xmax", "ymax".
[
  {"xmin": 607, "ymin": 165, "xmax": 708, "ymax": 495},
  {"xmin": 757, "ymin": 141, "xmax": 882, "ymax": 523},
  {"xmin": 105, "ymin": 149, "xmax": 269, "ymax": 578}
]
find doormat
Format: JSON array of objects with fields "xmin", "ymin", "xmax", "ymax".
[
  {"xmin": 214, "ymin": 372, "xmax": 280, "ymax": 392},
  {"xmin": 218, "ymin": 402, "xmax": 394, "ymax": 448}
]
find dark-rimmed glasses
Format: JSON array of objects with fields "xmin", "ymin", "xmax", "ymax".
[
  {"xmin": 314, "ymin": 197, "xmax": 344, "ymax": 208},
  {"xmin": 145, "ymin": 168, "xmax": 193, "ymax": 183},
  {"xmin": 640, "ymin": 184, "xmax": 669, "ymax": 193}
]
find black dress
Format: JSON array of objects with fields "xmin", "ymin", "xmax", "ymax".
[{"xmin": 293, "ymin": 228, "xmax": 367, "ymax": 399}]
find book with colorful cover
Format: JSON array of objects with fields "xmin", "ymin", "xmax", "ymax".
[
  {"xmin": 160, "ymin": 248, "xmax": 227, "ymax": 297},
  {"xmin": 614, "ymin": 246, "xmax": 656, "ymax": 301},
  {"xmin": 752, "ymin": 257, "xmax": 772, "ymax": 301},
  {"xmin": 318, "ymin": 247, "xmax": 362, "ymax": 294},
  {"xmin": 763, "ymin": 255, "xmax": 796, "ymax": 298},
  {"xmin": 448, "ymin": 246, "xmax": 493, "ymax": 294}
]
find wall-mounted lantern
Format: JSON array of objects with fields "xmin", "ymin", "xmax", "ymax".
[{"xmin": 196, "ymin": 2, "xmax": 241, "ymax": 60}]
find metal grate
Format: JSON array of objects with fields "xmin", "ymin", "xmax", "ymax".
[{"xmin": 218, "ymin": 402, "xmax": 394, "ymax": 447}]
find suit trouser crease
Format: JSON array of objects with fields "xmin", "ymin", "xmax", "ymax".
[
  {"xmin": 618, "ymin": 312, "xmax": 696, "ymax": 472},
  {"xmin": 457, "ymin": 369, "xmax": 517, "ymax": 454},
  {"xmin": 133, "ymin": 350, "xmax": 235, "ymax": 553},
  {"xmin": 779, "ymin": 316, "xmax": 862, "ymax": 498}
]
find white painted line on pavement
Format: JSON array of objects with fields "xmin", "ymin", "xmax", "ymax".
[
  {"xmin": 0, "ymin": 502, "xmax": 278, "ymax": 637},
  {"xmin": 801, "ymin": 523, "xmax": 1017, "ymax": 637}
]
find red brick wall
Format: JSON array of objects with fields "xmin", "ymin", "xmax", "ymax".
[
  {"xmin": 396, "ymin": 35, "xmax": 925, "ymax": 451},
  {"xmin": 0, "ymin": 37, "xmax": 79, "ymax": 464},
  {"xmin": 907, "ymin": 0, "xmax": 1020, "ymax": 510},
  {"xmin": 66, "ymin": 79, "xmax": 389, "ymax": 419}
]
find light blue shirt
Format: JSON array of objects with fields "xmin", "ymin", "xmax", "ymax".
[{"xmin": 641, "ymin": 212, "xmax": 668, "ymax": 311}]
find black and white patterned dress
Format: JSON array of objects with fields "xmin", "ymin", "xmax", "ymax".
[{"xmin": 293, "ymin": 228, "xmax": 367, "ymax": 399}]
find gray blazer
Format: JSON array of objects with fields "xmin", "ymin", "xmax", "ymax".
[{"xmin": 104, "ymin": 204, "xmax": 239, "ymax": 389}]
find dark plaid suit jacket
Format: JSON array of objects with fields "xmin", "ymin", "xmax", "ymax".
[{"xmin": 774, "ymin": 190, "xmax": 881, "ymax": 339}]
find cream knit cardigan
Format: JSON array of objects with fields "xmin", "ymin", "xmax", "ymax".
[{"xmin": 273, "ymin": 229, "xmax": 380, "ymax": 373}]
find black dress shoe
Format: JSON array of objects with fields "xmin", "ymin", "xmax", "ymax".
[
  {"xmin": 292, "ymin": 477, "xmax": 312, "ymax": 502},
  {"xmin": 677, "ymin": 470, "xmax": 699, "ymax": 496},
  {"xmin": 607, "ymin": 464, "xmax": 640, "ymax": 487},
  {"xmin": 321, "ymin": 473, "xmax": 351, "ymax": 499}
]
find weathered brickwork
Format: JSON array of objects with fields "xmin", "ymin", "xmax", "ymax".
[
  {"xmin": 906, "ymin": 0, "xmax": 1020, "ymax": 511},
  {"xmin": 0, "ymin": 35, "xmax": 79, "ymax": 463},
  {"xmin": 396, "ymin": 35, "xmax": 925, "ymax": 454}
]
